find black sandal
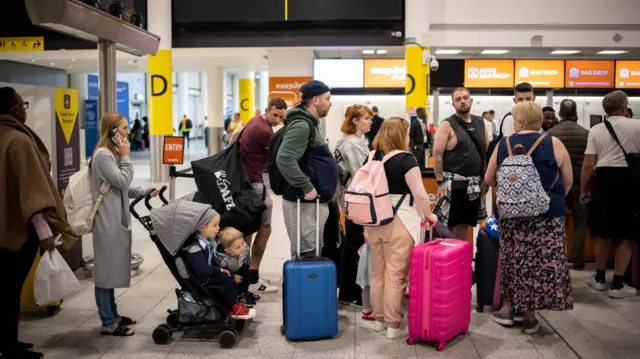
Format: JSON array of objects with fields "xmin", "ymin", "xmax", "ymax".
[
  {"xmin": 117, "ymin": 316, "xmax": 137, "ymax": 326},
  {"xmin": 100, "ymin": 325, "xmax": 135, "ymax": 336}
]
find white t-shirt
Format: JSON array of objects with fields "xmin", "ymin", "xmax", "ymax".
[
  {"xmin": 500, "ymin": 115, "xmax": 515, "ymax": 137},
  {"xmin": 484, "ymin": 119, "xmax": 495, "ymax": 141},
  {"xmin": 585, "ymin": 116, "xmax": 640, "ymax": 168}
]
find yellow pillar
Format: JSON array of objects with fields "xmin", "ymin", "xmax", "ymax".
[
  {"xmin": 238, "ymin": 78, "xmax": 255, "ymax": 124},
  {"xmin": 405, "ymin": 44, "xmax": 429, "ymax": 110},
  {"xmin": 148, "ymin": 49, "xmax": 173, "ymax": 135}
]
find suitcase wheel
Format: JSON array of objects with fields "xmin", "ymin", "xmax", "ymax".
[{"xmin": 437, "ymin": 342, "xmax": 446, "ymax": 351}]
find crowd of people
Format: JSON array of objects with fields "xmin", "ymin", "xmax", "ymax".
[{"xmin": 1, "ymin": 79, "xmax": 639, "ymax": 357}]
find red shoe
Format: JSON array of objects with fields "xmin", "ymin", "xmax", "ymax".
[
  {"xmin": 361, "ymin": 311, "xmax": 375, "ymax": 321},
  {"xmin": 228, "ymin": 302, "xmax": 256, "ymax": 320}
]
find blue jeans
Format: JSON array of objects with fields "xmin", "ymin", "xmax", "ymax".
[{"xmin": 95, "ymin": 287, "xmax": 119, "ymax": 327}]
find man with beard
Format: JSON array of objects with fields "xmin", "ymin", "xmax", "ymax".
[
  {"xmin": 432, "ymin": 87, "xmax": 488, "ymax": 241},
  {"xmin": 276, "ymin": 80, "xmax": 339, "ymax": 258}
]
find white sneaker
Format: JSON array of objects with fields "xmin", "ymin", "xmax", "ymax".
[
  {"xmin": 250, "ymin": 278, "xmax": 279, "ymax": 294},
  {"xmin": 608, "ymin": 284, "xmax": 638, "ymax": 299},
  {"xmin": 386, "ymin": 326, "xmax": 407, "ymax": 339},
  {"xmin": 587, "ymin": 276, "xmax": 607, "ymax": 291},
  {"xmin": 373, "ymin": 321, "xmax": 387, "ymax": 332}
]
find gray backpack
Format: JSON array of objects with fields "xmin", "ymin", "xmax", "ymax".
[{"xmin": 496, "ymin": 135, "xmax": 558, "ymax": 219}]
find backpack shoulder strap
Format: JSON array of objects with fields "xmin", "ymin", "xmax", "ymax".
[
  {"xmin": 498, "ymin": 112, "xmax": 512, "ymax": 138},
  {"xmin": 505, "ymin": 136, "xmax": 514, "ymax": 156},
  {"xmin": 526, "ymin": 135, "xmax": 546, "ymax": 156},
  {"xmin": 382, "ymin": 150, "xmax": 406, "ymax": 163}
]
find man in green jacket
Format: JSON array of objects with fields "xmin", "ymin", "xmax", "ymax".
[{"xmin": 276, "ymin": 80, "xmax": 338, "ymax": 258}]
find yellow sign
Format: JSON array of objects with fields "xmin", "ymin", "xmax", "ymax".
[
  {"xmin": 239, "ymin": 78, "xmax": 255, "ymax": 123},
  {"xmin": 55, "ymin": 88, "xmax": 79, "ymax": 144},
  {"xmin": 148, "ymin": 49, "xmax": 173, "ymax": 135},
  {"xmin": 406, "ymin": 44, "xmax": 428, "ymax": 109},
  {"xmin": 0, "ymin": 37, "xmax": 44, "ymax": 52}
]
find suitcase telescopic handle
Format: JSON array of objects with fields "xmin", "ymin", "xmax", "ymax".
[{"xmin": 296, "ymin": 196, "xmax": 321, "ymax": 258}]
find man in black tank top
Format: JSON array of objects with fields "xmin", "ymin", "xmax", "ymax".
[{"xmin": 432, "ymin": 87, "xmax": 488, "ymax": 241}]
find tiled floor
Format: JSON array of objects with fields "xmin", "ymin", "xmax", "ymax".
[{"xmin": 22, "ymin": 140, "xmax": 640, "ymax": 358}]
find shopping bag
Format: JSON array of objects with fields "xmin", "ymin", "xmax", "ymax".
[{"xmin": 34, "ymin": 248, "xmax": 81, "ymax": 305}]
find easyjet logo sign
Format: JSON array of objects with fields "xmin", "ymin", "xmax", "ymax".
[
  {"xmin": 368, "ymin": 65, "xmax": 406, "ymax": 81},
  {"xmin": 275, "ymin": 82, "xmax": 305, "ymax": 90}
]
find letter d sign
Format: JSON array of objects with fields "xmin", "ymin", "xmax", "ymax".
[{"xmin": 151, "ymin": 75, "xmax": 167, "ymax": 97}]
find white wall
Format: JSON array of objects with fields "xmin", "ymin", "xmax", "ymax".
[
  {"xmin": 425, "ymin": 0, "xmax": 640, "ymax": 48},
  {"xmin": 324, "ymin": 94, "xmax": 640, "ymax": 150},
  {"xmin": 429, "ymin": 0, "xmax": 638, "ymax": 25}
]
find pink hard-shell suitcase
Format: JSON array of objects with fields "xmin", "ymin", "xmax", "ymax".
[{"xmin": 407, "ymin": 238, "xmax": 473, "ymax": 351}]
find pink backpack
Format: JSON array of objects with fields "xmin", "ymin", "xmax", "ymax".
[{"xmin": 344, "ymin": 150, "xmax": 406, "ymax": 226}]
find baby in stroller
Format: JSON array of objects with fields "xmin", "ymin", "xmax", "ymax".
[{"xmin": 216, "ymin": 227, "xmax": 258, "ymax": 306}]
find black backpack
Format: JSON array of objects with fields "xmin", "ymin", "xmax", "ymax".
[{"xmin": 265, "ymin": 117, "xmax": 316, "ymax": 195}]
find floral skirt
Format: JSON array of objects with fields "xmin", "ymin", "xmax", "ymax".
[{"xmin": 500, "ymin": 216, "xmax": 573, "ymax": 313}]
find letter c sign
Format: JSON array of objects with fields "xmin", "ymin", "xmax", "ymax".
[
  {"xmin": 240, "ymin": 98, "xmax": 249, "ymax": 111},
  {"xmin": 151, "ymin": 75, "xmax": 167, "ymax": 97}
]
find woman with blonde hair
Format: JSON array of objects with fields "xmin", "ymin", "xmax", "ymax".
[
  {"xmin": 364, "ymin": 117, "xmax": 438, "ymax": 339},
  {"xmin": 485, "ymin": 102, "xmax": 573, "ymax": 335},
  {"xmin": 333, "ymin": 105, "xmax": 372, "ymax": 311},
  {"xmin": 90, "ymin": 113, "xmax": 157, "ymax": 336}
]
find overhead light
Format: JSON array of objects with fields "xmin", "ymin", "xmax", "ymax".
[
  {"xmin": 376, "ymin": 49, "xmax": 388, "ymax": 55},
  {"xmin": 435, "ymin": 49, "xmax": 463, "ymax": 55},
  {"xmin": 362, "ymin": 49, "xmax": 375, "ymax": 55},
  {"xmin": 71, "ymin": 58, "xmax": 76, "ymax": 62},
  {"xmin": 551, "ymin": 50, "xmax": 581, "ymax": 55},
  {"xmin": 597, "ymin": 50, "xmax": 628, "ymax": 55},
  {"xmin": 31, "ymin": 59, "xmax": 35, "ymax": 62},
  {"xmin": 481, "ymin": 49, "xmax": 510, "ymax": 55},
  {"xmin": 256, "ymin": 74, "xmax": 260, "ymax": 79},
  {"xmin": 51, "ymin": 62, "xmax": 55, "ymax": 66},
  {"xmin": 68, "ymin": 65, "xmax": 72, "ymax": 69},
  {"xmin": 128, "ymin": 61, "xmax": 133, "ymax": 65}
]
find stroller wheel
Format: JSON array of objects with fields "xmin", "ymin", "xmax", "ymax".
[
  {"xmin": 166, "ymin": 312, "xmax": 180, "ymax": 327},
  {"xmin": 218, "ymin": 330, "xmax": 237, "ymax": 349},
  {"xmin": 152, "ymin": 325, "xmax": 172, "ymax": 345}
]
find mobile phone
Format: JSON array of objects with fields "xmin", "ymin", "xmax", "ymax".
[{"xmin": 110, "ymin": 128, "xmax": 121, "ymax": 147}]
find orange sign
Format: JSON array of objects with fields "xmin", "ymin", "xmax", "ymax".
[
  {"xmin": 162, "ymin": 136, "xmax": 185, "ymax": 165},
  {"xmin": 615, "ymin": 61, "xmax": 640, "ymax": 89},
  {"xmin": 268, "ymin": 76, "xmax": 313, "ymax": 108},
  {"xmin": 364, "ymin": 59, "xmax": 406, "ymax": 88},
  {"xmin": 464, "ymin": 60, "xmax": 514, "ymax": 88},
  {"xmin": 515, "ymin": 60, "xmax": 564, "ymax": 88},
  {"xmin": 565, "ymin": 60, "xmax": 615, "ymax": 88}
]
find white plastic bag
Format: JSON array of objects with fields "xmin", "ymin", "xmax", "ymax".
[{"xmin": 34, "ymin": 248, "xmax": 81, "ymax": 305}]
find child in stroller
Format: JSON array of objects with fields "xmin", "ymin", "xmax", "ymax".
[
  {"xmin": 130, "ymin": 187, "xmax": 255, "ymax": 348},
  {"xmin": 216, "ymin": 227, "xmax": 258, "ymax": 306}
]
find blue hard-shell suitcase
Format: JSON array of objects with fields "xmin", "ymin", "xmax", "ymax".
[{"xmin": 281, "ymin": 198, "xmax": 339, "ymax": 341}]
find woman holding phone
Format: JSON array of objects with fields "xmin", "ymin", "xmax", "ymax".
[{"xmin": 90, "ymin": 113, "xmax": 158, "ymax": 336}]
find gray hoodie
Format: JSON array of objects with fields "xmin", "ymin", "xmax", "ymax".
[{"xmin": 333, "ymin": 135, "xmax": 370, "ymax": 207}]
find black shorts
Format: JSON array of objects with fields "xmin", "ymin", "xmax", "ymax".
[
  {"xmin": 448, "ymin": 187, "xmax": 481, "ymax": 227},
  {"xmin": 588, "ymin": 167, "xmax": 638, "ymax": 242}
]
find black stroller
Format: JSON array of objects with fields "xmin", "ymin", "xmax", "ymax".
[{"xmin": 130, "ymin": 186, "xmax": 251, "ymax": 348}]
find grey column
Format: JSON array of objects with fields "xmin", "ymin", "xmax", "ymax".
[
  {"xmin": 98, "ymin": 40, "xmax": 117, "ymax": 115},
  {"xmin": 206, "ymin": 66, "xmax": 224, "ymax": 155}
]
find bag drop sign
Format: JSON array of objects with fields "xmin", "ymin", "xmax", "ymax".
[{"xmin": 162, "ymin": 136, "xmax": 185, "ymax": 165}]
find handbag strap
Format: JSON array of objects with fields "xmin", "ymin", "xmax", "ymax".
[{"xmin": 86, "ymin": 182, "xmax": 111, "ymax": 225}]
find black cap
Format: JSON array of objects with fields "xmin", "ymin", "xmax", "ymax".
[{"xmin": 300, "ymin": 80, "xmax": 331, "ymax": 100}]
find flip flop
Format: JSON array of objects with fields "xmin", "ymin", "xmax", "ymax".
[
  {"xmin": 100, "ymin": 325, "xmax": 135, "ymax": 337},
  {"xmin": 117, "ymin": 316, "xmax": 137, "ymax": 326}
]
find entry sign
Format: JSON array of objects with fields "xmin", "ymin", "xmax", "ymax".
[
  {"xmin": 0, "ymin": 37, "xmax": 44, "ymax": 52},
  {"xmin": 163, "ymin": 136, "xmax": 185, "ymax": 165}
]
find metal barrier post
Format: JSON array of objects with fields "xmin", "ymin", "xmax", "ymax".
[{"xmin": 169, "ymin": 165, "xmax": 176, "ymax": 200}]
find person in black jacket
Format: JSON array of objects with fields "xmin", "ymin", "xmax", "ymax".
[
  {"xmin": 409, "ymin": 108, "xmax": 428, "ymax": 169},
  {"xmin": 366, "ymin": 106, "xmax": 384, "ymax": 149},
  {"xmin": 547, "ymin": 99, "xmax": 589, "ymax": 269}
]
